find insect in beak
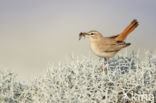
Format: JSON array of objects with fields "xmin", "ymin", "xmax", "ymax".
[{"xmin": 79, "ymin": 32, "xmax": 89, "ymax": 40}]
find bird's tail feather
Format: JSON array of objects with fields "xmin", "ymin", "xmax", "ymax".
[{"xmin": 115, "ymin": 19, "xmax": 139, "ymax": 41}]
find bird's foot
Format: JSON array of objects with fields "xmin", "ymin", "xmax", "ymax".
[{"xmin": 97, "ymin": 65, "xmax": 108, "ymax": 75}]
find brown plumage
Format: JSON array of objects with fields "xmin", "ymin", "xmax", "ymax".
[
  {"xmin": 79, "ymin": 19, "xmax": 139, "ymax": 73},
  {"xmin": 79, "ymin": 19, "xmax": 139, "ymax": 58}
]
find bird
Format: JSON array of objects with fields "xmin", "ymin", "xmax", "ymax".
[{"xmin": 79, "ymin": 19, "xmax": 139, "ymax": 73}]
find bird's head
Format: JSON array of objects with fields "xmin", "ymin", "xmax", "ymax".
[{"xmin": 79, "ymin": 30, "xmax": 103, "ymax": 40}]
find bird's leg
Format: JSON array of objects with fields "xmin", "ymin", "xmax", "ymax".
[
  {"xmin": 104, "ymin": 58, "xmax": 108, "ymax": 74},
  {"xmin": 98, "ymin": 58, "xmax": 109, "ymax": 74},
  {"xmin": 97, "ymin": 58, "xmax": 105, "ymax": 73},
  {"xmin": 104, "ymin": 57, "xmax": 107, "ymax": 64}
]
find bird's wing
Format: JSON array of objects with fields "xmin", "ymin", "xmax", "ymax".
[
  {"xmin": 107, "ymin": 34, "xmax": 119, "ymax": 39},
  {"xmin": 98, "ymin": 38, "xmax": 130, "ymax": 52}
]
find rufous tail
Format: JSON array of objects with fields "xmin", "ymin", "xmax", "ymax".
[{"xmin": 115, "ymin": 19, "xmax": 139, "ymax": 41}]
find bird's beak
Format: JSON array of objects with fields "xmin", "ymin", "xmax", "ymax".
[{"xmin": 79, "ymin": 32, "xmax": 89, "ymax": 40}]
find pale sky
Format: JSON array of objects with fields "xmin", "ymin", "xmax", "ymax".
[{"xmin": 0, "ymin": 0, "xmax": 156, "ymax": 81}]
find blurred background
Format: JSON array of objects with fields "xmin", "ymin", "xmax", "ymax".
[{"xmin": 0, "ymin": 0, "xmax": 156, "ymax": 82}]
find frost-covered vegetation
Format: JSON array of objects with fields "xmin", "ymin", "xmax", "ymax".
[{"xmin": 0, "ymin": 51, "xmax": 156, "ymax": 103}]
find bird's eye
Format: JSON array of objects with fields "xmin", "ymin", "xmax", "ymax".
[{"xmin": 90, "ymin": 33, "xmax": 94, "ymax": 35}]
